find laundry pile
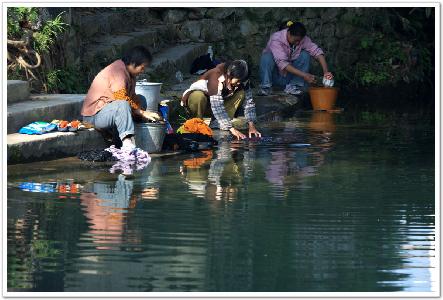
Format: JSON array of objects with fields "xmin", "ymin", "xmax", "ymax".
[
  {"xmin": 105, "ymin": 145, "xmax": 151, "ymax": 175},
  {"xmin": 19, "ymin": 120, "xmax": 85, "ymax": 135},
  {"xmin": 163, "ymin": 118, "xmax": 217, "ymax": 152}
]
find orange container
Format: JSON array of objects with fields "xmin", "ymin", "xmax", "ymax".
[
  {"xmin": 308, "ymin": 111, "xmax": 336, "ymax": 133},
  {"xmin": 308, "ymin": 87, "xmax": 339, "ymax": 111}
]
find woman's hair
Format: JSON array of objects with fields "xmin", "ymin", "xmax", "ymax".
[
  {"xmin": 224, "ymin": 60, "xmax": 249, "ymax": 82},
  {"xmin": 278, "ymin": 20, "xmax": 293, "ymax": 30},
  {"xmin": 122, "ymin": 46, "xmax": 152, "ymax": 66},
  {"xmin": 287, "ymin": 22, "xmax": 307, "ymax": 37}
]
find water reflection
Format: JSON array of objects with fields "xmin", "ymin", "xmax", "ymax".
[
  {"xmin": 80, "ymin": 174, "xmax": 137, "ymax": 250},
  {"xmin": 262, "ymin": 114, "xmax": 336, "ymax": 198},
  {"xmin": 308, "ymin": 111, "xmax": 337, "ymax": 133},
  {"xmin": 137, "ymin": 159, "xmax": 162, "ymax": 201},
  {"xmin": 179, "ymin": 138, "xmax": 257, "ymax": 202},
  {"xmin": 178, "ymin": 115, "xmax": 338, "ymax": 202},
  {"xmin": 180, "ymin": 150, "xmax": 213, "ymax": 198},
  {"xmin": 7, "ymin": 111, "xmax": 435, "ymax": 292}
]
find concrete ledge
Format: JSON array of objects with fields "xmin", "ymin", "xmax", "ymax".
[
  {"xmin": 7, "ymin": 80, "xmax": 30, "ymax": 104},
  {"xmin": 7, "ymin": 94, "xmax": 85, "ymax": 134},
  {"xmin": 148, "ymin": 43, "xmax": 208, "ymax": 80},
  {"xmin": 7, "ymin": 128, "xmax": 107, "ymax": 164}
]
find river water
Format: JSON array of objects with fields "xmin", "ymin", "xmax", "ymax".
[{"xmin": 7, "ymin": 110, "xmax": 435, "ymax": 292}]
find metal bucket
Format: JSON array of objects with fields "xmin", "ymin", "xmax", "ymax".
[
  {"xmin": 135, "ymin": 80, "xmax": 162, "ymax": 112},
  {"xmin": 135, "ymin": 122, "xmax": 166, "ymax": 153}
]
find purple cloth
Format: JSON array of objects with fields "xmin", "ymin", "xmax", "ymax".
[
  {"xmin": 263, "ymin": 28, "xmax": 324, "ymax": 74},
  {"xmin": 105, "ymin": 145, "xmax": 151, "ymax": 175}
]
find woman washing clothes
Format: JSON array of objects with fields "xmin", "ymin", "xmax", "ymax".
[
  {"xmin": 259, "ymin": 21, "xmax": 334, "ymax": 96},
  {"xmin": 181, "ymin": 60, "xmax": 261, "ymax": 140},
  {"xmin": 81, "ymin": 46, "xmax": 162, "ymax": 151}
]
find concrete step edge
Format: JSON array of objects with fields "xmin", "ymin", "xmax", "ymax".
[
  {"xmin": 7, "ymin": 94, "xmax": 86, "ymax": 134},
  {"xmin": 7, "ymin": 129, "xmax": 106, "ymax": 164},
  {"xmin": 7, "ymin": 80, "xmax": 30, "ymax": 104}
]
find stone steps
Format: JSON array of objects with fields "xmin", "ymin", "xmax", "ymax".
[
  {"xmin": 148, "ymin": 43, "xmax": 208, "ymax": 81},
  {"xmin": 7, "ymin": 43, "xmax": 208, "ymax": 163},
  {"xmin": 7, "ymin": 94, "xmax": 85, "ymax": 134},
  {"xmin": 7, "ymin": 92, "xmax": 302, "ymax": 164},
  {"xmin": 7, "ymin": 42, "xmax": 207, "ymax": 135},
  {"xmin": 7, "ymin": 42, "xmax": 303, "ymax": 164},
  {"xmin": 76, "ymin": 9, "xmax": 163, "ymax": 41},
  {"xmin": 7, "ymin": 80, "xmax": 30, "ymax": 104},
  {"xmin": 7, "ymin": 129, "xmax": 106, "ymax": 164},
  {"xmin": 82, "ymin": 25, "xmax": 175, "ymax": 68}
]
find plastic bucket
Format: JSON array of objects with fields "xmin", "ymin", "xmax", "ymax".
[
  {"xmin": 134, "ymin": 122, "xmax": 166, "ymax": 153},
  {"xmin": 308, "ymin": 87, "xmax": 339, "ymax": 111},
  {"xmin": 135, "ymin": 81, "xmax": 162, "ymax": 112}
]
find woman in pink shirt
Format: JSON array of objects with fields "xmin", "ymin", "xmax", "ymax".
[{"xmin": 259, "ymin": 22, "xmax": 334, "ymax": 96}]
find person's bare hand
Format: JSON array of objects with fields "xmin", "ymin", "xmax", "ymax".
[
  {"xmin": 248, "ymin": 124, "xmax": 262, "ymax": 138},
  {"xmin": 142, "ymin": 111, "xmax": 162, "ymax": 122},
  {"xmin": 324, "ymin": 72, "xmax": 334, "ymax": 80},
  {"xmin": 303, "ymin": 73, "xmax": 316, "ymax": 84},
  {"xmin": 229, "ymin": 128, "xmax": 246, "ymax": 140}
]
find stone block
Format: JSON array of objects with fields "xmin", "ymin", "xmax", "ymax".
[
  {"xmin": 205, "ymin": 8, "xmax": 236, "ymax": 19},
  {"xmin": 7, "ymin": 80, "xmax": 30, "ymax": 104},
  {"xmin": 180, "ymin": 21, "xmax": 202, "ymax": 41},
  {"xmin": 240, "ymin": 20, "xmax": 259, "ymax": 36},
  {"xmin": 163, "ymin": 9, "xmax": 188, "ymax": 23},
  {"xmin": 7, "ymin": 129, "xmax": 107, "ymax": 164},
  {"xmin": 200, "ymin": 19, "xmax": 224, "ymax": 42},
  {"xmin": 148, "ymin": 43, "xmax": 208, "ymax": 80},
  {"xmin": 7, "ymin": 94, "xmax": 85, "ymax": 134}
]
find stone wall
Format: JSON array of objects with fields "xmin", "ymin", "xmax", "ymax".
[
  {"xmin": 48, "ymin": 7, "xmax": 433, "ymax": 89},
  {"xmin": 170, "ymin": 7, "xmax": 349, "ymax": 78}
]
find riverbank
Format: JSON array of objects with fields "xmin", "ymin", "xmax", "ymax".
[{"xmin": 7, "ymin": 79, "xmax": 304, "ymax": 164}]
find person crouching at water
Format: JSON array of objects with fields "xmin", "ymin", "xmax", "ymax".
[
  {"xmin": 181, "ymin": 60, "xmax": 261, "ymax": 140},
  {"xmin": 259, "ymin": 21, "xmax": 334, "ymax": 96},
  {"xmin": 81, "ymin": 46, "xmax": 162, "ymax": 150}
]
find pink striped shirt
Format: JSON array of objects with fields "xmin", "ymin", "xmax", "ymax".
[{"xmin": 263, "ymin": 28, "xmax": 324, "ymax": 74}]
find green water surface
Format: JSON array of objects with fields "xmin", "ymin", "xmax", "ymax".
[{"xmin": 7, "ymin": 110, "xmax": 435, "ymax": 292}]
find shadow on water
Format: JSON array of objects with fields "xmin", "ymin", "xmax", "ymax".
[{"xmin": 7, "ymin": 108, "xmax": 435, "ymax": 292}]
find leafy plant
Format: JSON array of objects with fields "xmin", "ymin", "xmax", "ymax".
[
  {"xmin": 45, "ymin": 66, "xmax": 87, "ymax": 93},
  {"xmin": 33, "ymin": 12, "xmax": 67, "ymax": 53},
  {"xmin": 7, "ymin": 7, "xmax": 39, "ymax": 38},
  {"xmin": 7, "ymin": 8, "xmax": 69, "ymax": 92}
]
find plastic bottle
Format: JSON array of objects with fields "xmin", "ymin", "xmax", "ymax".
[
  {"xmin": 175, "ymin": 71, "xmax": 183, "ymax": 83},
  {"xmin": 208, "ymin": 46, "xmax": 214, "ymax": 61}
]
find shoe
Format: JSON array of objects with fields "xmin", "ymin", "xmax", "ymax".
[
  {"xmin": 57, "ymin": 120, "xmax": 69, "ymax": 132},
  {"xmin": 121, "ymin": 137, "xmax": 136, "ymax": 152},
  {"xmin": 284, "ymin": 84, "xmax": 303, "ymax": 96},
  {"xmin": 68, "ymin": 120, "xmax": 81, "ymax": 132},
  {"xmin": 258, "ymin": 87, "xmax": 272, "ymax": 96}
]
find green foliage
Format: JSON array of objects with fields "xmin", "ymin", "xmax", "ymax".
[
  {"xmin": 7, "ymin": 65, "xmax": 23, "ymax": 80},
  {"xmin": 31, "ymin": 240, "xmax": 62, "ymax": 259},
  {"xmin": 33, "ymin": 13, "xmax": 68, "ymax": 53},
  {"xmin": 46, "ymin": 66, "xmax": 87, "ymax": 93},
  {"xmin": 7, "ymin": 8, "xmax": 70, "ymax": 92},
  {"xmin": 337, "ymin": 8, "xmax": 434, "ymax": 88},
  {"xmin": 7, "ymin": 7, "xmax": 39, "ymax": 38},
  {"xmin": 360, "ymin": 111, "xmax": 387, "ymax": 123}
]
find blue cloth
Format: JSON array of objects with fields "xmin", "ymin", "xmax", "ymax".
[
  {"xmin": 259, "ymin": 50, "xmax": 311, "ymax": 88},
  {"xmin": 19, "ymin": 122, "xmax": 57, "ymax": 135},
  {"xmin": 18, "ymin": 182, "xmax": 57, "ymax": 193}
]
